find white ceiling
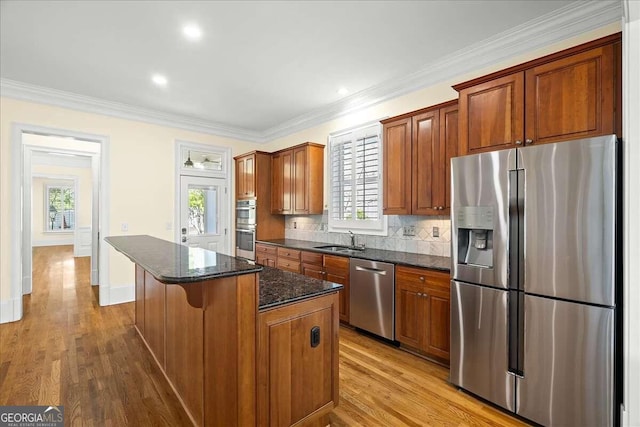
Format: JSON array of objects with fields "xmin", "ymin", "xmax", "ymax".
[{"xmin": 0, "ymin": 1, "xmax": 621, "ymax": 142}]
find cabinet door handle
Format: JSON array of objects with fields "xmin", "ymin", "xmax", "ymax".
[
  {"xmin": 515, "ymin": 140, "xmax": 522, "ymax": 145},
  {"xmin": 525, "ymin": 139, "xmax": 534, "ymax": 145},
  {"xmin": 417, "ymin": 293, "xmax": 423, "ymax": 297},
  {"xmin": 419, "ymin": 276, "xmax": 425, "ymax": 281}
]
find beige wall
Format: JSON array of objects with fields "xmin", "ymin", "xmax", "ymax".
[
  {"xmin": 0, "ymin": 98, "xmax": 260, "ymax": 301},
  {"xmin": 31, "ymin": 163, "xmax": 93, "ymax": 245}
]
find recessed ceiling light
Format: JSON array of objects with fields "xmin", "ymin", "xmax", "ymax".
[
  {"xmin": 151, "ymin": 74, "xmax": 168, "ymax": 87},
  {"xmin": 183, "ymin": 24, "xmax": 202, "ymax": 41},
  {"xmin": 337, "ymin": 87, "xmax": 349, "ymax": 96}
]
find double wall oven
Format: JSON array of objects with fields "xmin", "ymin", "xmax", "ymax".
[{"xmin": 235, "ymin": 199, "xmax": 256, "ymax": 260}]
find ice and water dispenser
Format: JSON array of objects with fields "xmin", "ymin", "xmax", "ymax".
[{"xmin": 456, "ymin": 206, "xmax": 494, "ymax": 268}]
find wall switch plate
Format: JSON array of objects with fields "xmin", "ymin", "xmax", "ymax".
[
  {"xmin": 121, "ymin": 223, "xmax": 128, "ymax": 232},
  {"xmin": 432, "ymin": 226, "xmax": 439, "ymax": 238},
  {"xmin": 293, "ymin": 221, "xmax": 297, "ymax": 229},
  {"xmin": 403, "ymin": 225, "xmax": 416, "ymax": 236}
]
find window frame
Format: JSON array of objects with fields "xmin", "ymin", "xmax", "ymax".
[
  {"xmin": 327, "ymin": 122, "xmax": 388, "ymax": 236},
  {"xmin": 44, "ymin": 183, "xmax": 76, "ymax": 233}
]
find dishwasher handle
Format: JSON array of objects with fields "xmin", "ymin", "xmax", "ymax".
[{"xmin": 354, "ymin": 265, "xmax": 388, "ymax": 275}]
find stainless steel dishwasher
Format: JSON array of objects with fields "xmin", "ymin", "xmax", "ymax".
[{"xmin": 349, "ymin": 258, "xmax": 395, "ymax": 340}]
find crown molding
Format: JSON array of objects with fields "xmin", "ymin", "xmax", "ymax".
[
  {"xmin": 261, "ymin": 0, "xmax": 622, "ymax": 141},
  {"xmin": 0, "ymin": 1, "xmax": 622, "ymax": 144},
  {"xmin": 0, "ymin": 79, "xmax": 265, "ymax": 143}
]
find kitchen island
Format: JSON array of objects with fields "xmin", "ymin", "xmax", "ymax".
[{"xmin": 105, "ymin": 235, "xmax": 342, "ymax": 427}]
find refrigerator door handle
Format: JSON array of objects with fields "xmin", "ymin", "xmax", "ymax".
[
  {"xmin": 507, "ymin": 290, "xmax": 525, "ymax": 376},
  {"xmin": 508, "ymin": 170, "xmax": 524, "ymax": 291}
]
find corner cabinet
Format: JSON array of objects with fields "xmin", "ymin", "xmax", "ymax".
[
  {"xmin": 271, "ymin": 143, "xmax": 324, "ymax": 215},
  {"xmin": 455, "ymin": 33, "xmax": 621, "ymax": 155},
  {"xmin": 257, "ymin": 292, "xmax": 340, "ymax": 427},
  {"xmin": 382, "ymin": 100, "xmax": 458, "ymax": 216},
  {"xmin": 395, "ymin": 265, "xmax": 450, "ymax": 364}
]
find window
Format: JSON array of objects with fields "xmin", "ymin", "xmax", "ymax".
[
  {"xmin": 46, "ymin": 185, "xmax": 75, "ymax": 232},
  {"xmin": 328, "ymin": 123, "xmax": 387, "ymax": 235}
]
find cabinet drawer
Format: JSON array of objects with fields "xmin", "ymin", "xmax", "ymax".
[
  {"xmin": 277, "ymin": 247, "xmax": 300, "ymax": 261},
  {"xmin": 300, "ymin": 250, "xmax": 323, "ymax": 265},
  {"xmin": 396, "ymin": 265, "xmax": 449, "ymax": 290},
  {"xmin": 256, "ymin": 244, "xmax": 277, "ymax": 256},
  {"xmin": 277, "ymin": 258, "xmax": 300, "ymax": 273},
  {"xmin": 323, "ymin": 254, "xmax": 349, "ymax": 270}
]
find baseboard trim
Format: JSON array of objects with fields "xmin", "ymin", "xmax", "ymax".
[
  {"xmin": 108, "ymin": 284, "xmax": 135, "ymax": 305},
  {"xmin": 32, "ymin": 239, "xmax": 74, "ymax": 247},
  {"xmin": 0, "ymin": 298, "xmax": 22, "ymax": 324}
]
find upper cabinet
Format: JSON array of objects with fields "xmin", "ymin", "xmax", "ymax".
[
  {"xmin": 382, "ymin": 100, "xmax": 458, "ymax": 216},
  {"xmin": 455, "ymin": 33, "xmax": 621, "ymax": 156},
  {"xmin": 271, "ymin": 142, "xmax": 324, "ymax": 215},
  {"xmin": 235, "ymin": 153, "xmax": 256, "ymax": 199},
  {"xmin": 234, "ymin": 151, "xmax": 284, "ymax": 240}
]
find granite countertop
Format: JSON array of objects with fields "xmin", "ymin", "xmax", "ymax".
[
  {"xmin": 106, "ymin": 235, "xmax": 343, "ymax": 310},
  {"xmin": 257, "ymin": 238, "xmax": 451, "ymax": 271},
  {"xmin": 105, "ymin": 235, "xmax": 262, "ymax": 283},
  {"xmin": 258, "ymin": 266, "xmax": 343, "ymax": 310}
]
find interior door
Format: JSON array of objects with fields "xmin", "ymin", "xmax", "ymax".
[{"xmin": 179, "ymin": 175, "xmax": 228, "ymax": 253}]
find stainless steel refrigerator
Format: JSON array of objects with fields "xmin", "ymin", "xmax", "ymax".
[{"xmin": 450, "ymin": 135, "xmax": 619, "ymax": 426}]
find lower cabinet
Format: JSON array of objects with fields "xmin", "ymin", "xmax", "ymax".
[
  {"xmin": 257, "ymin": 292, "xmax": 340, "ymax": 426},
  {"xmin": 276, "ymin": 247, "xmax": 301, "ymax": 273},
  {"xmin": 299, "ymin": 250, "xmax": 350, "ymax": 324},
  {"xmin": 395, "ymin": 265, "xmax": 450, "ymax": 364},
  {"xmin": 256, "ymin": 243, "xmax": 277, "ymax": 267}
]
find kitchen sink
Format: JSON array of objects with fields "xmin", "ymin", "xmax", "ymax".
[{"xmin": 313, "ymin": 245, "xmax": 364, "ymax": 253}]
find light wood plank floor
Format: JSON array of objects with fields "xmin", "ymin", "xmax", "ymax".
[{"xmin": 0, "ymin": 246, "xmax": 527, "ymax": 426}]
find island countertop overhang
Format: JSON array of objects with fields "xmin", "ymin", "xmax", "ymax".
[{"xmin": 105, "ymin": 235, "xmax": 344, "ymax": 310}]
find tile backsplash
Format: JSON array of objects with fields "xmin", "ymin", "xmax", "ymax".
[{"xmin": 284, "ymin": 211, "xmax": 451, "ymax": 257}]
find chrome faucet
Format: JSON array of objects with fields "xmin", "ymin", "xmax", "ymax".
[{"xmin": 348, "ymin": 230, "xmax": 355, "ymax": 248}]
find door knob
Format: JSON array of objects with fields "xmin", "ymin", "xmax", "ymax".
[
  {"xmin": 515, "ymin": 140, "xmax": 522, "ymax": 145},
  {"xmin": 525, "ymin": 139, "xmax": 534, "ymax": 145}
]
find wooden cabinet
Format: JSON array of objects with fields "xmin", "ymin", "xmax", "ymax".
[
  {"xmin": 395, "ymin": 265, "xmax": 450, "ymax": 364},
  {"xmin": 301, "ymin": 250, "xmax": 324, "ymax": 279},
  {"xmin": 257, "ymin": 292, "xmax": 340, "ymax": 427},
  {"xmin": 276, "ymin": 247, "xmax": 301, "ymax": 274},
  {"xmin": 255, "ymin": 243, "xmax": 277, "ymax": 267},
  {"xmin": 235, "ymin": 153, "xmax": 256, "ymax": 199},
  {"xmin": 382, "ymin": 100, "xmax": 458, "ymax": 215},
  {"xmin": 324, "ymin": 255, "xmax": 350, "ymax": 324},
  {"xmin": 455, "ymin": 34, "xmax": 620, "ymax": 155},
  {"xmin": 299, "ymin": 250, "xmax": 350, "ymax": 324},
  {"xmin": 271, "ymin": 142, "xmax": 324, "ymax": 215},
  {"xmin": 234, "ymin": 152, "xmax": 284, "ymax": 242},
  {"xmin": 135, "ymin": 265, "xmax": 145, "ymax": 334},
  {"xmin": 144, "ymin": 271, "xmax": 166, "ymax": 367}
]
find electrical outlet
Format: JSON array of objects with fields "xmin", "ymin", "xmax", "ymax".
[
  {"xmin": 293, "ymin": 221, "xmax": 297, "ymax": 229},
  {"xmin": 403, "ymin": 225, "xmax": 416, "ymax": 236},
  {"xmin": 121, "ymin": 223, "xmax": 128, "ymax": 232},
  {"xmin": 432, "ymin": 226, "xmax": 439, "ymax": 238},
  {"xmin": 165, "ymin": 222, "xmax": 172, "ymax": 230}
]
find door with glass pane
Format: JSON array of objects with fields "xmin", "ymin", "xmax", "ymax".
[{"xmin": 179, "ymin": 176, "xmax": 228, "ymax": 253}]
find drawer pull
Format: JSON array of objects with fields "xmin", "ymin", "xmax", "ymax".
[{"xmin": 419, "ymin": 276, "xmax": 425, "ymax": 281}]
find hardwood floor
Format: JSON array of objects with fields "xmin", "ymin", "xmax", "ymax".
[{"xmin": 0, "ymin": 246, "xmax": 526, "ymax": 426}]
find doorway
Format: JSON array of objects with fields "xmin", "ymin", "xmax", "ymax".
[
  {"xmin": 179, "ymin": 175, "xmax": 228, "ymax": 251},
  {"xmin": 9, "ymin": 123, "xmax": 110, "ymax": 323},
  {"xmin": 175, "ymin": 140, "xmax": 232, "ymax": 255}
]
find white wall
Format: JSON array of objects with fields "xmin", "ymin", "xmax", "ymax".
[
  {"xmin": 0, "ymin": 97, "xmax": 260, "ymax": 304},
  {"xmin": 623, "ymin": 0, "xmax": 639, "ymax": 424},
  {"xmin": 31, "ymin": 162, "xmax": 93, "ymax": 246}
]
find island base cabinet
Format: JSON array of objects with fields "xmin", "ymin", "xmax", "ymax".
[{"xmin": 258, "ymin": 292, "xmax": 340, "ymax": 427}]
